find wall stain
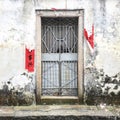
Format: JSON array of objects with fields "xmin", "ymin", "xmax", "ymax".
[
  {"xmin": 85, "ymin": 68, "xmax": 120, "ymax": 105},
  {"xmin": 0, "ymin": 72, "xmax": 35, "ymax": 106}
]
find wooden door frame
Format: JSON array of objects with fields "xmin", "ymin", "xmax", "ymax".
[{"xmin": 35, "ymin": 9, "xmax": 84, "ymax": 104}]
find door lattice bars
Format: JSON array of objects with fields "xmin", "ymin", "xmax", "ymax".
[
  {"xmin": 41, "ymin": 18, "xmax": 78, "ymax": 53},
  {"xmin": 41, "ymin": 17, "xmax": 78, "ymax": 96}
]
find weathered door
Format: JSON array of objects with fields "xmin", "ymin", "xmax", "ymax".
[{"xmin": 41, "ymin": 17, "xmax": 78, "ymax": 96}]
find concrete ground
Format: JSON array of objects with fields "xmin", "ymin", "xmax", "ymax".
[{"xmin": 0, "ymin": 105, "xmax": 120, "ymax": 119}]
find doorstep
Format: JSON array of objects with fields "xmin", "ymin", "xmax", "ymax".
[{"xmin": 0, "ymin": 105, "xmax": 119, "ymax": 118}]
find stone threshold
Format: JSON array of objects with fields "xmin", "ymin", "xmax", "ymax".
[{"xmin": 0, "ymin": 105, "xmax": 119, "ymax": 118}]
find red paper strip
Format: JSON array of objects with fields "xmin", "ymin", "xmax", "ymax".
[
  {"xmin": 84, "ymin": 25, "xmax": 94, "ymax": 49},
  {"xmin": 25, "ymin": 48, "xmax": 35, "ymax": 72},
  {"xmin": 51, "ymin": 8, "xmax": 57, "ymax": 10}
]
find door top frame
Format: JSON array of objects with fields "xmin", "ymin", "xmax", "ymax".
[{"xmin": 36, "ymin": 9, "xmax": 84, "ymax": 17}]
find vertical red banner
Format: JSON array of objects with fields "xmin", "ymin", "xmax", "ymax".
[
  {"xmin": 25, "ymin": 48, "xmax": 35, "ymax": 72},
  {"xmin": 84, "ymin": 25, "xmax": 94, "ymax": 49}
]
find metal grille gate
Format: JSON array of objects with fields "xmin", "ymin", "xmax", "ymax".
[{"xmin": 41, "ymin": 18, "xmax": 78, "ymax": 96}]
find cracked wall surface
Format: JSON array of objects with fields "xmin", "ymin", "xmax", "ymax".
[{"xmin": 0, "ymin": 0, "xmax": 120, "ymax": 105}]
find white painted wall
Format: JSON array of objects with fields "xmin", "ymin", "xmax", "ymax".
[
  {"xmin": 0, "ymin": 0, "xmax": 35, "ymax": 89},
  {"xmin": 94, "ymin": 0, "xmax": 120, "ymax": 76},
  {"xmin": 0, "ymin": 0, "xmax": 120, "ymax": 102}
]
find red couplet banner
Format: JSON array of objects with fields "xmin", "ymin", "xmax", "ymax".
[
  {"xmin": 84, "ymin": 25, "xmax": 94, "ymax": 49},
  {"xmin": 25, "ymin": 48, "xmax": 35, "ymax": 72}
]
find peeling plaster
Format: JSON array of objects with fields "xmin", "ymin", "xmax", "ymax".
[{"xmin": 0, "ymin": 72, "xmax": 35, "ymax": 105}]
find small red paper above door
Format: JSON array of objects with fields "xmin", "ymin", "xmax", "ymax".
[{"xmin": 25, "ymin": 48, "xmax": 35, "ymax": 72}]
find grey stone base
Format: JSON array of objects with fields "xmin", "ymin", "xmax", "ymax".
[{"xmin": 0, "ymin": 116, "xmax": 119, "ymax": 120}]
